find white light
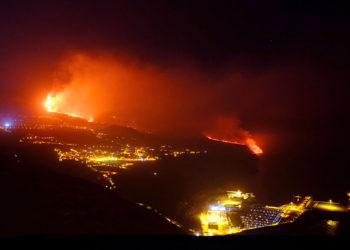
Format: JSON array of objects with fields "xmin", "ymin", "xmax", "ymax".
[{"xmin": 209, "ymin": 205, "xmax": 226, "ymax": 211}]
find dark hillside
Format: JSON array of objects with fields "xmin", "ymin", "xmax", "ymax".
[{"xmin": 0, "ymin": 134, "xmax": 183, "ymax": 236}]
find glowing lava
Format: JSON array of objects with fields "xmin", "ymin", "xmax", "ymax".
[
  {"xmin": 205, "ymin": 135, "xmax": 263, "ymax": 155},
  {"xmin": 45, "ymin": 92, "xmax": 94, "ymax": 122},
  {"xmin": 45, "ymin": 92, "xmax": 57, "ymax": 113},
  {"xmin": 245, "ymin": 138, "xmax": 263, "ymax": 155},
  {"xmin": 204, "ymin": 116, "xmax": 263, "ymax": 155}
]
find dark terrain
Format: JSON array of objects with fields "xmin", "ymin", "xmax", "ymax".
[
  {"xmin": 1, "ymin": 129, "xmax": 349, "ymax": 250},
  {"xmin": 0, "ymin": 132, "xmax": 183, "ymax": 236},
  {"xmin": 113, "ymin": 140, "xmax": 258, "ymax": 231}
]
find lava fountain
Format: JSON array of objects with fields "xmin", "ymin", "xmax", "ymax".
[{"xmin": 45, "ymin": 92, "xmax": 94, "ymax": 122}]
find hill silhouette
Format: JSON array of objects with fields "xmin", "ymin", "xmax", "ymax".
[{"xmin": 0, "ymin": 133, "xmax": 183, "ymax": 236}]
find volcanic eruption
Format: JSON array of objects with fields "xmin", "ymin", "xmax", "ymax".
[
  {"xmin": 204, "ymin": 116, "xmax": 263, "ymax": 155},
  {"xmin": 45, "ymin": 91, "xmax": 94, "ymax": 122},
  {"xmin": 43, "ymin": 52, "xmax": 263, "ymax": 156}
]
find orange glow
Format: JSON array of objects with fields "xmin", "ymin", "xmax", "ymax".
[
  {"xmin": 205, "ymin": 134, "xmax": 263, "ymax": 155},
  {"xmin": 204, "ymin": 116, "xmax": 263, "ymax": 155},
  {"xmin": 204, "ymin": 135, "xmax": 245, "ymax": 146},
  {"xmin": 40, "ymin": 52, "xmax": 216, "ymax": 132},
  {"xmin": 45, "ymin": 93, "xmax": 54, "ymax": 112},
  {"xmin": 245, "ymin": 138, "xmax": 263, "ymax": 155},
  {"xmin": 45, "ymin": 91, "xmax": 94, "ymax": 122},
  {"xmin": 42, "ymin": 52, "xmax": 266, "ymax": 139}
]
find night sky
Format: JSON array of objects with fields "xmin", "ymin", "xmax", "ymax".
[{"xmin": 1, "ymin": 0, "xmax": 349, "ymax": 202}]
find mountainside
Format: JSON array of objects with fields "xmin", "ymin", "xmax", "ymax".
[{"xmin": 0, "ymin": 135, "xmax": 184, "ymax": 236}]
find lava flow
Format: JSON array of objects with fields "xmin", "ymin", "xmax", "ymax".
[
  {"xmin": 245, "ymin": 138, "xmax": 263, "ymax": 155},
  {"xmin": 204, "ymin": 116, "xmax": 263, "ymax": 155},
  {"xmin": 205, "ymin": 134, "xmax": 263, "ymax": 155},
  {"xmin": 205, "ymin": 135, "xmax": 263, "ymax": 155}
]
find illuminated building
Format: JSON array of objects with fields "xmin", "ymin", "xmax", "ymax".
[
  {"xmin": 200, "ymin": 190, "xmax": 256, "ymax": 235},
  {"xmin": 312, "ymin": 200, "xmax": 347, "ymax": 212},
  {"xmin": 240, "ymin": 205, "xmax": 283, "ymax": 229},
  {"xmin": 200, "ymin": 191, "xmax": 314, "ymax": 236}
]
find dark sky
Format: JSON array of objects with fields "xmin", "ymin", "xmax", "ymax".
[{"xmin": 1, "ymin": 0, "xmax": 350, "ymax": 201}]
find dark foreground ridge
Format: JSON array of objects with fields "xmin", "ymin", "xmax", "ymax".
[
  {"xmin": 0, "ymin": 133, "xmax": 183, "ymax": 236},
  {"xmin": 1, "ymin": 234, "xmax": 349, "ymax": 250}
]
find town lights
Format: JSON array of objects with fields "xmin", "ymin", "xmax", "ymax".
[
  {"xmin": 209, "ymin": 205, "xmax": 226, "ymax": 211},
  {"xmin": 234, "ymin": 190, "xmax": 242, "ymax": 197},
  {"xmin": 1, "ymin": 121, "xmax": 12, "ymax": 130}
]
